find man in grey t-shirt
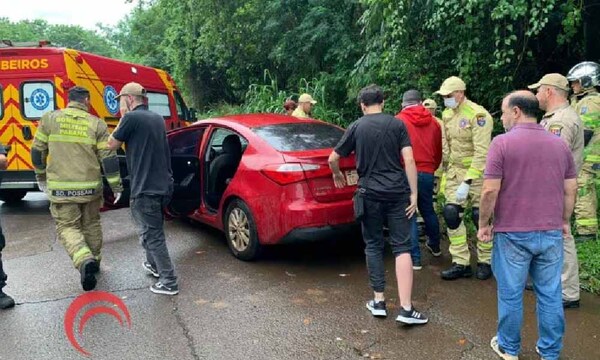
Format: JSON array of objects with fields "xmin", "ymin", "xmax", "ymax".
[{"xmin": 108, "ymin": 82, "xmax": 178, "ymax": 296}]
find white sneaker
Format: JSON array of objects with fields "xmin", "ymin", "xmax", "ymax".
[{"xmin": 490, "ymin": 336, "xmax": 518, "ymax": 360}]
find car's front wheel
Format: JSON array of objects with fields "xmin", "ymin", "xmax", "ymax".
[{"xmin": 224, "ymin": 199, "xmax": 261, "ymax": 261}]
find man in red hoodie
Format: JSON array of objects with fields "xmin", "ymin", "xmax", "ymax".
[{"xmin": 396, "ymin": 90, "xmax": 443, "ymax": 269}]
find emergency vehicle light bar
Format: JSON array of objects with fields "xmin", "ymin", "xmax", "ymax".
[{"xmin": 0, "ymin": 40, "xmax": 52, "ymax": 48}]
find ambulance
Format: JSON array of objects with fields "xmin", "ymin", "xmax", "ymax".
[{"xmin": 0, "ymin": 40, "xmax": 196, "ymax": 204}]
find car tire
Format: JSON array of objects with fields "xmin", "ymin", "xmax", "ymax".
[
  {"xmin": 224, "ymin": 199, "xmax": 261, "ymax": 261},
  {"xmin": 0, "ymin": 190, "xmax": 27, "ymax": 203}
]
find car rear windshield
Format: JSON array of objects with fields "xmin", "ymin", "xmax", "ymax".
[{"xmin": 253, "ymin": 123, "xmax": 344, "ymax": 151}]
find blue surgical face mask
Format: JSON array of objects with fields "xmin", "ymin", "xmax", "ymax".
[{"xmin": 444, "ymin": 97, "xmax": 458, "ymax": 109}]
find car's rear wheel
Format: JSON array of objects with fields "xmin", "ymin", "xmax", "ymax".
[
  {"xmin": 0, "ymin": 190, "xmax": 27, "ymax": 203},
  {"xmin": 224, "ymin": 199, "xmax": 261, "ymax": 261}
]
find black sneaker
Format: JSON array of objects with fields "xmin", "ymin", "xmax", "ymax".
[
  {"xmin": 425, "ymin": 242, "xmax": 442, "ymax": 257},
  {"xmin": 366, "ymin": 300, "xmax": 387, "ymax": 317},
  {"xmin": 142, "ymin": 261, "xmax": 159, "ymax": 278},
  {"xmin": 79, "ymin": 259, "xmax": 99, "ymax": 292},
  {"xmin": 0, "ymin": 292, "xmax": 15, "ymax": 309},
  {"xmin": 441, "ymin": 263, "xmax": 473, "ymax": 280},
  {"xmin": 562, "ymin": 299, "xmax": 580, "ymax": 309},
  {"xmin": 476, "ymin": 263, "xmax": 493, "ymax": 280},
  {"xmin": 150, "ymin": 282, "xmax": 179, "ymax": 296},
  {"xmin": 396, "ymin": 306, "xmax": 428, "ymax": 325}
]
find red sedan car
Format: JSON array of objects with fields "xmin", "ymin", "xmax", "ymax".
[{"xmin": 166, "ymin": 114, "xmax": 359, "ymax": 260}]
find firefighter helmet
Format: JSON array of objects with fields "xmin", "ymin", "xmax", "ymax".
[{"xmin": 566, "ymin": 61, "xmax": 600, "ymax": 89}]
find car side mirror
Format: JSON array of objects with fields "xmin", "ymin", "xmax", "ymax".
[{"xmin": 189, "ymin": 108, "xmax": 198, "ymax": 122}]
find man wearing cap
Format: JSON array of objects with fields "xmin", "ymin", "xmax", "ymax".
[
  {"xmin": 292, "ymin": 93, "xmax": 317, "ymax": 118},
  {"xmin": 567, "ymin": 62, "xmax": 600, "ymax": 241},
  {"xmin": 396, "ymin": 90, "xmax": 443, "ymax": 267},
  {"xmin": 31, "ymin": 86, "xmax": 123, "ymax": 292},
  {"xmin": 435, "ymin": 76, "xmax": 494, "ymax": 281},
  {"xmin": 529, "ymin": 73, "xmax": 584, "ymax": 309},
  {"xmin": 108, "ymin": 82, "xmax": 179, "ymax": 296}
]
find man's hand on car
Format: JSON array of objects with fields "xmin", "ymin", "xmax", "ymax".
[{"xmin": 332, "ymin": 171, "xmax": 346, "ymax": 188}]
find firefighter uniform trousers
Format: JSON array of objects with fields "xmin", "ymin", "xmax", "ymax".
[
  {"xmin": 50, "ymin": 197, "xmax": 103, "ymax": 269},
  {"xmin": 575, "ymin": 169, "xmax": 597, "ymax": 236},
  {"xmin": 572, "ymin": 89, "xmax": 600, "ymax": 237},
  {"xmin": 444, "ymin": 167, "xmax": 490, "ymax": 265}
]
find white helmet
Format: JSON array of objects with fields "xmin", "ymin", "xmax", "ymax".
[{"xmin": 566, "ymin": 61, "xmax": 600, "ymax": 89}]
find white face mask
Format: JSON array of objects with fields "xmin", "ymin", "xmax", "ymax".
[{"xmin": 444, "ymin": 97, "xmax": 458, "ymax": 109}]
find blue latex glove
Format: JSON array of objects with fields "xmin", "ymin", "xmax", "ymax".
[{"xmin": 455, "ymin": 181, "xmax": 470, "ymax": 202}]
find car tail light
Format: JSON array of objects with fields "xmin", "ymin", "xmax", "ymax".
[{"xmin": 261, "ymin": 163, "xmax": 329, "ymax": 185}]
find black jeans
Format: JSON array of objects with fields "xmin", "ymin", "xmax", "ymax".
[
  {"xmin": 361, "ymin": 196, "xmax": 411, "ymax": 293},
  {"xmin": 1, "ymin": 218, "xmax": 7, "ymax": 291},
  {"xmin": 130, "ymin": 194, "xmax": 178, "ymax": 287}
]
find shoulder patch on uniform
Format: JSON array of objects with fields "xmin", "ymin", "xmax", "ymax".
[
  {"xmin": 476, "ymin": 115, "xmax": 487, "ymax": 127},
  {"xmin": 459, "ymin": 119, "xmax": 469, "ymax": 129},
  {"xmin": 549, "ymin": 124, "xmax": 563, "ymax": 137}
]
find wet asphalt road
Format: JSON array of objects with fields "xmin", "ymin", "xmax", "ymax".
[{"xmin": 0, "ymin": 193, "xmax": 599, "ymax": 360}]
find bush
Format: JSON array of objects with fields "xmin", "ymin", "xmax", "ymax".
[{"xmin": 577, "ymin": 240, "xmax": 600, "ymax": 295}]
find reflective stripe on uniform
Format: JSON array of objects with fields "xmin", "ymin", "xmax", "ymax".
[
  {"xmin": 466, "ymin": 167, "xmax": 483, "ymax": 179},
  {"xmin": 47, "ymin": 180, "xmax": 101, "ymax": 190},
  {"xmin": 96, "ymin": 141, "xmax": 108, "ymax": 150},
  {"xmin": 479, "ymin": 241, "xmax": 493, "ymax": 250},
  {"xmin": 461, "ymin": 157, "xmax": 473, "ymax": 167},
  {"xmin": 449, "ymin": 234, "xmax": 467, "ymax": 245},
  {"xmin": 106, "ymin": 174, "xmax": 120, "ymax": 186},
  {"xmin": 585, "ymin": 155, "xmax": 600, "ymax": 163},
  {"xmin": 35, "ymin": 131, "xmax": 49, "ymax": 143},
  {"xmin": 72, "ymin": 247, "xmax": 93, "ymax": 266},
  {"xmin": 34, "ymin": 168, "xmax": 46, "ymax": 175},
  {"xmin": 48, "ymin": 134, "xmax": 96, "ymax": 145},
  {"xmin": 576, "ymin": 218, "xmax": 598, "ymax": 226}
]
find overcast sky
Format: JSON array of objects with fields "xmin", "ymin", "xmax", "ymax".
[{"xmin": 0, "ymin": 0, "xmax": 137, "ymax": 30}]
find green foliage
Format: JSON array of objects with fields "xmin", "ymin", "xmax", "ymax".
[
  {"xmin": 577, "ymin": 240, "xmax": 600, "ymax": 294},
  {"xmin": 0, "ymin": 18, "xmax": 117, "ymax": 57}
]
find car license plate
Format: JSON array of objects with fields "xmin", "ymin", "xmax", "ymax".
[{"xmin": 345, "ymin": 170, "xmax": 358, "ymax": 186}]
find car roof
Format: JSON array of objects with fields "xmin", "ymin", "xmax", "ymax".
[{"xmin": 190, "ymin": 113, "xmax": 330, "ymax": 129}]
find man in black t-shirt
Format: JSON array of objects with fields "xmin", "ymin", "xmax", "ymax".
[
  {"xmin": 108, "ymin": 82, "xmax": 178, "ymax": 296},
  {"xmin": 328, "ymin": 85, "xmax": 428, "ymax": 325}
]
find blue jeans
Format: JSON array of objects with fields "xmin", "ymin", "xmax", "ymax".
[
  {"xmin": 410, "ymin": 172, "xmax": 441, "ymax": 262},
  {"xmin": 493, "ymin": 231, "xmax": 564, "ymax": 360}
]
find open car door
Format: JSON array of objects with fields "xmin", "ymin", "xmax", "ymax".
[{"xmin": 167, "ymin": 127, "xmax": 206, "ymax": 216}]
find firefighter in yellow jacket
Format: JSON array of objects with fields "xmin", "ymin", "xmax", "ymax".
[
  {"xmin": 567, "ymin": 61, "xmax": 600, "ymax": 241},
  {"xmin": 435, "ymin": 77, "xmax": 493, "ymax": 281},
  {"xmin": 31, "ymin": 86, "xmax": 123, "ymax": 291}
]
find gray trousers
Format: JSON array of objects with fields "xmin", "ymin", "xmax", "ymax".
[{"xmin": 131, "ymin": 194, "xmax": 177, "ymax": 287}]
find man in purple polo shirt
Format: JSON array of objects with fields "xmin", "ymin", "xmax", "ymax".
[{"xmin": 477, "ymin": 91, "xmax": 578, "ymax": 360}]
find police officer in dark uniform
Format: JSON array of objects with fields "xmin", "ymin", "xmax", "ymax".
[{"xmin": 0, "ymin": 142, "xmax": 16, "ymax": 309}]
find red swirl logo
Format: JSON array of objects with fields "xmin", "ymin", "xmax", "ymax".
[{"xmin": 64, "ymin": 291, "xmax": 132, "ymax": 356}]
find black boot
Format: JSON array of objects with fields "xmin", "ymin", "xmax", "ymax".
[
  {"xmin": 476, "ymin": 263, "xmax": 492, "ymax": 280},
  {"xmin": 441, "ymin": 263, "xmax": 473, "ymax": 280},
  {"xmin": 0, "ymin": 291, "xmax": 15, "ymax": 309},
  {"xmin": 79, "ymin": 259, "xmax": 99, "ymax": 291}
]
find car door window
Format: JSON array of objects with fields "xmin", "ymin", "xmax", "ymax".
[
  {"xmin": 169, "ymin": 128, "xmax": 204, "ymax": 156},
  {"xmin": 21, "ymin": 82, "xmax": 55, "ymax": 119},
  {"xmin": 206, "ymin": 128, "xmax": 248, "ymax": 161}
]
